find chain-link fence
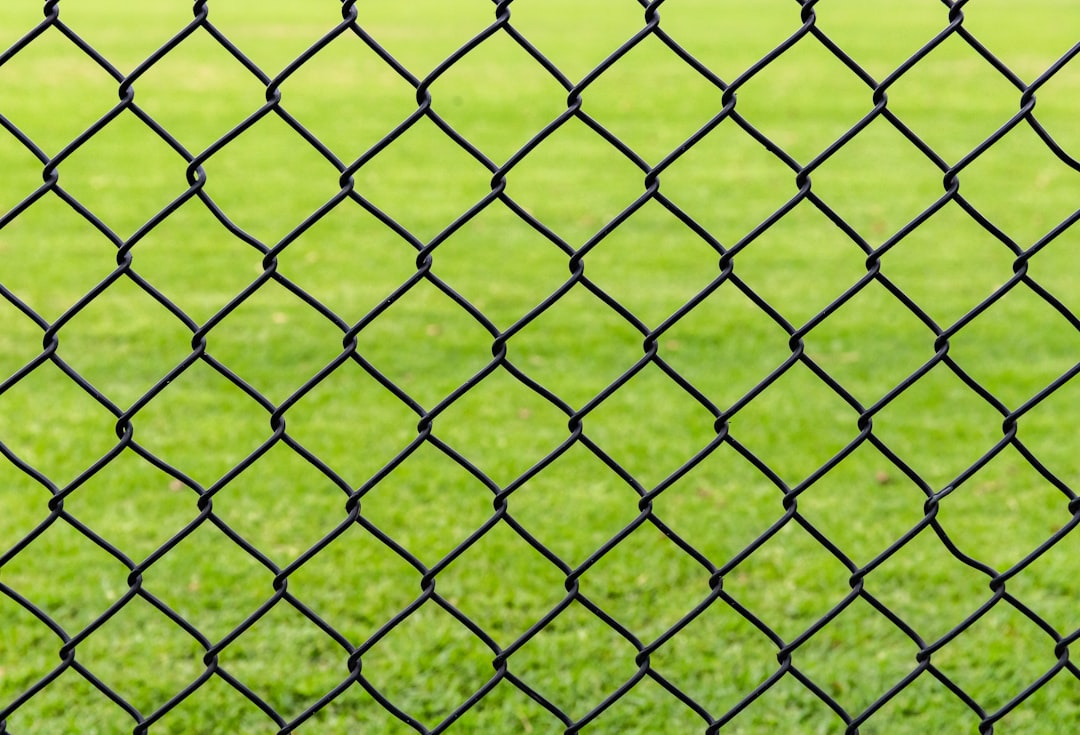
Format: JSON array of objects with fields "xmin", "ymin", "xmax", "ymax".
[{"xmin": 3, "ymin": 0, "xmax": 1080, "ymax": 732}]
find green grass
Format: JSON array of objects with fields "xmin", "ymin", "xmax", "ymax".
[{"xmin": 3, "ymin": 1, "xmax": 1080, "ymax": 733}]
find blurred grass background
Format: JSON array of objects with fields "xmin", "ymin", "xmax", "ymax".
[{"xmin": 2, "ymin": 0, "xmax": 1080, "ymax": 732}]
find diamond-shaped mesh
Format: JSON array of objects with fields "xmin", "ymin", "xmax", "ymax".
[{"xmin": 3, "ymin": 1, "xmax": 1080, "ymax": 733}]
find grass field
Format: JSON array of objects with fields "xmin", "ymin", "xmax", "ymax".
[{"xmin": 3, "ymin": 1, "xmax": 1080, "ymax": 733}]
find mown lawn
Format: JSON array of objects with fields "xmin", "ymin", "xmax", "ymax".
[{"xmin": 2, "ymin": 1, "xmax": 1080, "ymax": 733}]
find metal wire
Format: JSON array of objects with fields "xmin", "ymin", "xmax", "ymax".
[{"xmin": 2, "ymin": 0, "xmax": 1080, "ymax": 733}]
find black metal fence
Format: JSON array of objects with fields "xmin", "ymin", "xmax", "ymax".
[{"xmin": 3, "ymin": 1, "xmax": 1080, "ymax": 733}]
